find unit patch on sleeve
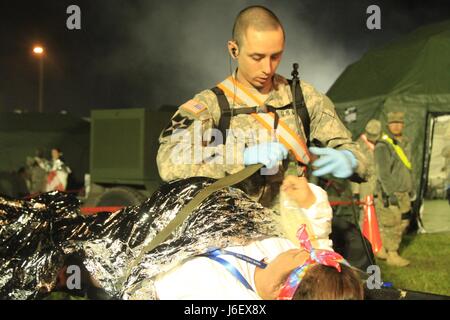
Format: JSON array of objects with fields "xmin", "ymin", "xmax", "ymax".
[{"xmin": 161, "ymin": 112, "xmax": 194, "ymax": 138}]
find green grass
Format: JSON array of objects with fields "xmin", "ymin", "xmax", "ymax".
[{"xmin": 376, "ymin": 232, "xmax": 450, "ymax": 296}]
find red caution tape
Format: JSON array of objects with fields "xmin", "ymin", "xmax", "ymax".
[
  {"xmin": 329, "ymin": 200, "xmax": 366, "ymax": 206},
  {"xmin": 80, "ymin": 201, "xmax": 365, "ymax": 216}
]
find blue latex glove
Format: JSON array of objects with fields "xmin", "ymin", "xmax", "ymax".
[
  {"xmin": 243, "ymin": 142, "xmax": 288, "ymax": 168},
  {"xmin": 309, "ymin": 147, "xmax": 357, "ymax": 178}
]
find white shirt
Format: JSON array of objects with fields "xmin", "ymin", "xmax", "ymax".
[
  {"xmin": 279, "ymin": 183, "xmax": 333, "ymax": 250},
  {"xmin": 154, "ymin": 183, "xmax": 332, "ymax": 300},
  {"xmin": 154, "ymin": 237, "xmax": 296, "ymax": 300}
]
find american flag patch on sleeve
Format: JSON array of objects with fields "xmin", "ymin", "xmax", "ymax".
[{"xmin": 180, "ymin": 99, "xmax": 207, "ymax": 115}]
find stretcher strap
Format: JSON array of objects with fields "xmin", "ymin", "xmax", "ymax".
[{"xmin": 124, "ymin": 164, "xmax": 264, "ymax": 280}]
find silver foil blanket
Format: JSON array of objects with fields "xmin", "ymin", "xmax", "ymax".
[
  {"xmin": 0, "ymin": 177, "xmax": 280, "ymax": 300},
  {"xmin": 0, "ymin": 191, "xmax": 86, "ymax": 299}
]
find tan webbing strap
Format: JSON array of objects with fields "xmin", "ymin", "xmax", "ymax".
[{"xmin": 124, "ymin": 164, "xmax": 263, "ymax": 279}]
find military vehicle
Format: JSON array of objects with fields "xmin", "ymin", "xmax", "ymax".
[{"xmin": 85, "ymin": 108, "xmax": 173, "ymax": 207}]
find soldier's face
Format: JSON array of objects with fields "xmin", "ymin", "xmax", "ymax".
[
  {"xmin": 237, "ymin": 26, "xmax": 284, "ymax": 91},
  {"xmin": 388, "ymin": 122, "xmax": 404, "ymax": 136}
]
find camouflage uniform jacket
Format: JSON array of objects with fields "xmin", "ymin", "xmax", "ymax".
[
  {"xmin": 157, "ymin": 73, "xmax": 368, "ymax": 183},
  {"xmin": 374, "ymin": 134, "xmax": 413, "ymax": 195},
  {"xmin": 351, "ymin": 135, "xmax": 377, "ymax": 198}
]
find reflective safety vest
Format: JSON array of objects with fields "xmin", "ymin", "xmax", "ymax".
[
  {"xmin": 381, "ymin": 134, "xmax": 412, "ymax": 170},
  {"xmin": 211, "ymin": 76, "xmax": 311, "ymax": 166}
]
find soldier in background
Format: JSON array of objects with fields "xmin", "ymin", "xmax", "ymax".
[
  {"xmin": 351, "ymin": 119, "xmax": 382, "ymax": 225},
  {"xmin": 374, "ymin": 112, "xmax": 413, "ymax": 267}
]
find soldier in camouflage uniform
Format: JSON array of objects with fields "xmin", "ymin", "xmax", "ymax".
[
  {"xmin": 374, "ymin": 112, "xmax": 413, "ymax": 267},
  {"xmin": 351, "ymin": 119, "xmax": 381, "ymax": 227},
  {"xmin": 157, "ymin": 6, "xmax": 368, "ymax": 242}
]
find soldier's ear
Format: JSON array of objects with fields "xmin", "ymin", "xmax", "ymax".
[
  {"xmin": 227, "ymin": 40, "xmax": 239, "ymax": 59},
  {"xmin": 232, "ymin": 48, "xmax": 238, "ymax": 58}
]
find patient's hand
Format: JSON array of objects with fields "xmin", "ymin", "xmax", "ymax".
[{"xmin": 281, "ymin": 175, "xmax": 316, "ymax": 209}]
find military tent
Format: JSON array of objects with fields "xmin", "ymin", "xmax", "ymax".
[{"xmin": 327, "ymin": 20, "xmax": 450, "ymax": 229}]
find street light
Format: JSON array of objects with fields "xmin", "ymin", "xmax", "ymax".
[
  {"xmin": 33, "ymin": 46, "xmax": 44, "ymax": 54},
  {"xmin": 32, "ymin": 45, "xmax": 44, "ymax": 113}
]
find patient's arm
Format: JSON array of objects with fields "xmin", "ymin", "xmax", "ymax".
[
  {"xmin": 281, "ymin": 176, "xmax": 316, "ymax": 208},
  {"xmin": 279, "ymin": 175, "xmax": 333, "ymax": 250}
]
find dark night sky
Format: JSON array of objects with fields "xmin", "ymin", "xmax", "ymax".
[{"xmin": 1, "ymin": 0, "xmax": 449, "ymax": 116}]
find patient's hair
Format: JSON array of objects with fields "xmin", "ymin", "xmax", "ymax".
[{"xmin": 292, "ymin": 264, "xmax": 364, "ymax": 300}]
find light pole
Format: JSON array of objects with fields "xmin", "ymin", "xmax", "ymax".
[{"xmin": 33, "ymin": 46, "xmax": 44, "ymax": 113}]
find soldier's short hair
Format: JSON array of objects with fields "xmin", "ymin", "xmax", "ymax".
[
  {"xmin": 387, "ymin": 112, "xmax": 405, "ymax": 124},
  {"xmin": 232, "ymin": 5, "xmax": 285, "ymax": 47}
]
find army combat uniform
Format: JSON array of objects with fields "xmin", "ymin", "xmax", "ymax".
[
  {"xmin": 374, "ymin": 113, "xmax": 413, "ymax": 266},
  {"xmin": 351, "ymin": 120, "xmax": 381, "ymax": 225},
  {"xmin": 157, "ymin": 73, "xmax": 368, "ymax": 240},
  {"xmin": 352, "ymin": 136, "xmax": 378, "ymax": 200}
]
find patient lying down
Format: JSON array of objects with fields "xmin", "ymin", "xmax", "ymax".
[
  {"xmin": 2, "ymin": 175, "xmax": 362, "ymax": 300},
  {"xmin": 151, "ymin": 176, "xmax": 363, "ymax": 300}
]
